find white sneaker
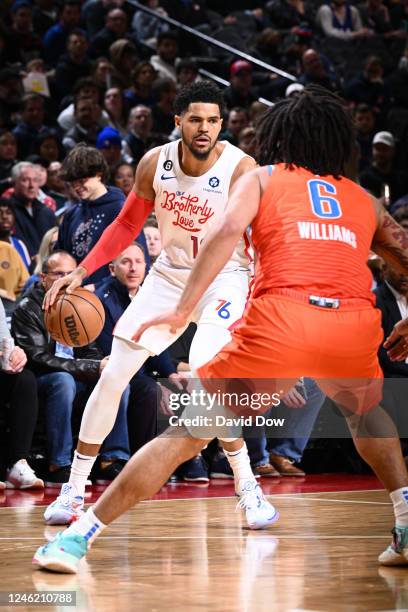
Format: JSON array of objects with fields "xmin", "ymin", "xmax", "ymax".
[
  {"xmin": 236, "ymin": 481, "xmax": 279, "ymax": 530},
  {"xmin": 5, "ymin": 460, "xmax": 44, "ymax": 490},
  {"xmin": 378, "ymin": 527, "xmax": 408, "ymax": 566},
  {"xmin": 44, "ymin": 483, "xmax": 84, "ymax": 526}
]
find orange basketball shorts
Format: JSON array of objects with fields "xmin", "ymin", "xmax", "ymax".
[{"xmin": 197, "ymin": 290, "xmax": 384, "ymax": 414}]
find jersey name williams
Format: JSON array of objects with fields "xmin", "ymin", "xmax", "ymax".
[
  {"xmin": 159, "ymin": 189, "xmax": 214, "ymax": 232},
  {"xmin": 297, "ymin": 221, "xmax": 357, "ymax": 249}
]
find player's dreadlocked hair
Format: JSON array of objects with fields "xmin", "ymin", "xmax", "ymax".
[
  {"xmin": 256, "ymin": 85, "xmax": 354, "ymax": 178},
  {"xmin": 174, "ymin": 81, "xmax": 224, "ymax": 116}
]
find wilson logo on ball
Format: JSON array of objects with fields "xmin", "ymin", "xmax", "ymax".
[{"xmin": 64, "ymin": 315, "xmax": 81, "ymax": 346}]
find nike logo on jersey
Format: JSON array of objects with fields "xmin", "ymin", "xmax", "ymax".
[{"xmin": 161, "ymin": 174, "xmax": 176, "ymax": 180}]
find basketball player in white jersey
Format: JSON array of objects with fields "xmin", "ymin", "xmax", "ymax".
[{"xmin": 42, "ymin": 81, "xmax": 277, "ymax": 530}]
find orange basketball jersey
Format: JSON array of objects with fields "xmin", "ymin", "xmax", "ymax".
[{"xmin": 251, "ymin": 164, "xmax": 378, "ymax": 302}]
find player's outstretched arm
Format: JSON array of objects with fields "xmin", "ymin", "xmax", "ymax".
[
  {"xmin": 133, "ymin": 167, "xmax": 262, "ymax": 341},
  {"xmin": 43, "ymin": 150, "xmax": 160, "ymax": 310}
]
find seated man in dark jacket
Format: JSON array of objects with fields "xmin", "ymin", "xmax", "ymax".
[
  {"xmin": 95, "ymin": 242, "xmax": 184, "ymax": 455},
  {"xmin": 11, "ymin": 250, "xmax": 130, "ymax": 488}
]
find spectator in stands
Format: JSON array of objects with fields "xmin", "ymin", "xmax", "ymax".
[
  {"xmin": 354, "ymin": 103, "xmax": 376, "ymax": 172},
  {"xmin": 299, "ymin": 49, "xmax": 341, "ymax": 93},
  {"xmin": 220, "ymin": 107, "xmax": 249, "ymax": 146},
  {"xmin": 43, "ymin": 0, "xmax": 82, "ymax": 66},
  {"xmin": 124, "ymin": 105, "xmax": 154, "ymax": 164},
  {"xmin": 224, "ymin": 60, "xmax": 258, "ymax": 110},
  {"xmin": 45, "ymin": 161, "xmax": 68, "ymax": 209},
  {"xmin": 8, "ymin": 0, "xmax": 43, "ymax": 64},
  {"xmin": 89, "ymin": 8, "xmax": 129, "ymax": 59},
  {"xmin": 150, "ymin": 31, "xmax": 180, "ymax": 82},
  {"xmin": 151, "ymin": 78, "xmax": 177, "ymax": 137},
  {"xmin": 316, "ymin": 0, "xmax": 372, "ymax": 40},
  {"xmin": 109, "ymin": 39, "xmax": 140, "ymax": 89},
  {"xmin": 131, "ymin": 0, "xmax": 170, "ymax": 46},
  {"xmin": 12, "ymin": 94, "xmax": 49, "ymax": 160},
  {"xmin": 32, "ymin": 0, "xmax": 58, "ymax": 37},
  {"xmin": 357, "ymin": 0, "xmax": 404, "ymax": 38},
  {"xmin": 176, "ymin": 60, "xmax": 199, "ymax": 88},
  {"xmin": 0, "ymin": 240, "xmax": 28, "ymax": 304},
  {"xmin": 82, "ymin": 0, "xmax": 128, "ymax": 39},
  {"xmin": 23, "ymin": 226, "xmax": 58, "ymax": 293},
  {"xmin": 112, "ymin": 163, "xmax": 134, "ymax": 198},
  {"xmin": 96, "ymin": 127, "xmax": 124, "ymax": 178},
  {"xmin": 62, "ymin": 97, "xmax": 101, "ymax": 151},
  {"xmin": 249, "ymin": 27, "xmax": 282, "ymax": 67},
  {"xmin": 265, "ymin": 0, "xmax": 315, "ymax": 31},
  {"xmin": 144, "ymin": 220, "xmax": 161, "ymax": 263},
  {"xmin": 0, "ymin": 69, "xmax": 23, "ymax": 128},
  {"xmin": 375, "ymin": 262, "xmax": 408, "ymax": 377},
  {"xmin": 103, "ymin": 87, "xmax": 128, "ymax": 136},
  {"xmin": 56, "ymin": 145, "xmax": 125, "ymax": 284},
  {"xmin": 6, "ymin": 162, "xmax": 56, "ymax": 260},
  {"xmin": 12, "ymin": 250, "xmax": 130, "ymax": 486},
  {"xmin": 92, "ymin": 57, "xmax": 115, "ymax": 93},
  {"xmin": 0, "ymin": 198, "xmax": 30, "ymax": 271},
  {"xmin": 0, "ymin": 130, "xmax": 18, "ymax": 186},
  {"xmin": 54, "ymin": 29, "xmax": 92, "ymax": 101},
  {"xmin": 124, "ymin": 62, "xmax": 157, "ymax": 109},
  {"xmin": 0, "ymin": 298, "xmax": 43, "ymax": 490},
  {"xmin": 359, "ymin": 130, "xmax": 408, "ymax": 203},
  {"xmin": 35, "ymin": 132, "xmax": 63, "ymax": 165},
  {"xmin": 238, "ymin": 126, "xmax": 256, "ymax": 157},
  {"xmin": 387, "ymin": 47, "xmax": 408, "ymax": 108},
  {"xmin": 58, "ymin": 78, "xmax": 107, "ymax": 133},
  {"xmin": 344, "ymin": 55, "xmax": 391, "ymax": 125}
]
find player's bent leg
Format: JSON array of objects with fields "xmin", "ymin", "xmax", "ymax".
[
  {"xmin": 34, "ymin": 427, "xmax": 206, "ymax": 573},
  {"xmin": 44, "ymin": 337, "xmax": 152, "ymax": 526},
  {"xmin": 344, "ymin": 406, "xmax": 408, "ymax": 566}
]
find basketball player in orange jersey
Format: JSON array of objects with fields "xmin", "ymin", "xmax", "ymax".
[
  {"xmin": 39, "ymin": 81, "xmax": 277, "ymax": 535},
  {"xmin": 33, "ymin": 84, "xmax": 408, "ymax": 572}
]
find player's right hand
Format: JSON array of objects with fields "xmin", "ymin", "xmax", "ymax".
[{"xmin": 43, "ymin": 266, "xmax": 87, "ymax": 311}]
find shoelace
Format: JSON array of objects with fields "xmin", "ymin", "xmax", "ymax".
[{"xmin": 236, "ymin": 488, "xmax": 263, "ymax": 512}]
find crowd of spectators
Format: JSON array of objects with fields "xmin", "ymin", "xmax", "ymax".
[{"xmin": 1, "ymin": 0, "xmax": 408, "ymax": 490}]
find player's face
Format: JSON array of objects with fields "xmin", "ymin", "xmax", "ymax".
[
  {"xmin": 112, "ymin": 245, "xmax": 146, "ymax": 293},
  {"xmin": 177, "ymin": 103, "xmax": 222, "ymax": 161}
]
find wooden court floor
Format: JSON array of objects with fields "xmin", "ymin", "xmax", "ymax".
[{"xmin": 0, "ymin": 483, "xmax": 406, "ymax": 612}]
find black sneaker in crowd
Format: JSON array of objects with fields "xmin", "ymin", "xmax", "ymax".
[
  {"xmin": 209, "ymin": 452, "xmax": 234, "ymax": 479},
  {"xmin": 44, "ymin": 466, "xmax": 71, "ymax": 488},
  {"xmin": 95, "ymin": 460, "xmax": 126, "ymax": 485},
  {"xmin": 179, "ymin": 455, "xmax": 209, "ymax": 483}
]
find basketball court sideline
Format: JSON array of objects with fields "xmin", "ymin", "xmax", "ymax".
[{"xmin": 0, "ymin": 475, "xmax": 406, "ymax": 612}]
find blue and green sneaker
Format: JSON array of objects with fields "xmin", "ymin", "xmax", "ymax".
[
  {"xmin": 33, "ymin": 532, "xmax": 88, "ymax": 574},
  {"xmin": 378, "ymin": 527, "xmax": 408, "ymax": 566}
]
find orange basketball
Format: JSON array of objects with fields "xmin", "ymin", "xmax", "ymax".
[{"xmin": 45, "ymin": 287, "xmax": 105, "ymax": 347}]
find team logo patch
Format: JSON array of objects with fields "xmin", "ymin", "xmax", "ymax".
[
  {"xmin": 163, "ymin": 160, "xmax": 173, "ymax": 171},
  {"xmin": 209, "ymin": 176, "xmax": 220, "ymax": 188}
]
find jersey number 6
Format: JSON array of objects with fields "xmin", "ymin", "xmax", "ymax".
[{"xmin": 307, "ymin": 179, "xmax": 342, "ymax": 219}]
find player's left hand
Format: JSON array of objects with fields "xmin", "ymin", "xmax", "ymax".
[
  {"xmin": 132, "ymin": 310, "xmax": 188, "ymax": 342},
  {"xmin": 384, "ymin": 318, "xmax": 408, "ymax": 361}
]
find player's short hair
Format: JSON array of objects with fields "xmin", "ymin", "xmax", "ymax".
[
  {"xmin": 174, "ymin": 81, "xmax": 224, "ymax": 117},
  {"xmin": 60, "ymin": 143, "xmax": 109, "ymax": 183},
  {"xmin": 256, "ymin": 84, "xmax": 354, "ymax": 178}
]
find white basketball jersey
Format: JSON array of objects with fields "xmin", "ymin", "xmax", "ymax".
[{"xmin": 152, "ymin": 140, "xmax": 250, "ymax": 273}]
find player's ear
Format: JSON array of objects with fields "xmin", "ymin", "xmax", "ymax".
[{"xmin": 174, "ymin": 114, "xmax": 181, "ymax": 128}]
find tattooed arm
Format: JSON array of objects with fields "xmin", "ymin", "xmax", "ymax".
[{"xmin": 371, "ymin": 197, "xmax": 408, "ymax": 275}]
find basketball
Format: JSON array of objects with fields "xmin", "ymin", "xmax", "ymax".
[{"xmin": 44, "ymin": 287, "xmax": 105, "ymax": 347}]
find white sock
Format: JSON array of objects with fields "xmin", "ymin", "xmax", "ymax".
[
  {"xmin": 390, "ymin": 487, "xmax": 408, "ymax": 527},
  {"xmin": 68, "ymin": 451, "xmax": 97, "ymax": 498},
  {"xmin": 65, "ymin": 507, "xmax": 106, "ymax": 545},
  {"xmin": 224, "ymin": 443, "xmax": 257, "ymax": 495}
]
